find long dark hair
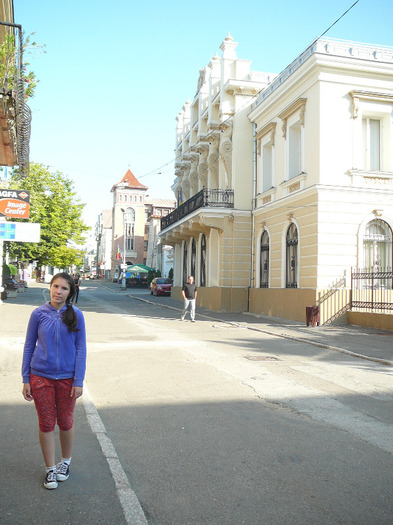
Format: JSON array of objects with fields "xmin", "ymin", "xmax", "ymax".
[{"xmin": 50, "ymin": 273, "xmax": 79, "ymax": 332}]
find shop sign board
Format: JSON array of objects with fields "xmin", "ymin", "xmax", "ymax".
[
  {"xmin": 0, "ymin": 221, "xmax": 40, "ymax": 242},
  {"xmin": 0, "ymin": 189, "xmax": 30, "ymax": 218}
]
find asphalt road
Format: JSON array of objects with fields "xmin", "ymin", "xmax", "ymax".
[{"xmin": 1, "ymin": 281, "xmax": 393, "ymax": 524}]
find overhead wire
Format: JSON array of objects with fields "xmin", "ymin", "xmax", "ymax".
[{"xmin": 137, "ymin": 0, "xmax": 361, "ymax": 182}]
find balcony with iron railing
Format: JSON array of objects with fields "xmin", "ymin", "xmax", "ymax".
[{"xmin": 161, "ymin": 188, "xmax": 234, "ymax": 230}]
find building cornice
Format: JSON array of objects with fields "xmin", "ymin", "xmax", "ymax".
[{"xmin": 251, "ymin": 38, "xmax": 393, "ymax": 113}]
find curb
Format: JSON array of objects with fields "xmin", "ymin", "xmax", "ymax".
[{"xmin": 128, "ymin": 295, "xmax": 393, "ymax": 368}]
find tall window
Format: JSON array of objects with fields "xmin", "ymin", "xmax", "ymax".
[
  {"xmin": 200, "ymin": 234, "xmax": 206, "ymax": 287},
  {"xmin": 288, "ymin": 121, "xmax": 301, "ymax": 179},
  {"xmin": 279, "ymin": 98, "xmax": 306, "ymax": 182},
  {"xmin": 191, "ymin": 238, "xmax": 196, "ymax": 280},
  {"xmin": 286, "ymin": 223, "xmax": 298, "ymax": 288},
  {"xmin": 183, "ymin": 242, "xmax": 188, "ymax": 284},
  {"xmin": 350, "ymin": 91, "xmax": 393, "ymax": 173},
  {"xmin": 362, "ymin": 118, "xmax": 380, "ymax": 171},
  {"xmin": 125, "ymin": 208, "xmax": 135, "ymax": 251},
  {"xmin": 126, "ymin": 224, "xmax": 134, "ymax": 250},
  {"xmin": 363, "ymin": 219, "xmax": 392, "ymax": 269},
  {"xmin": 262, "ymin": 143, "xmax": 273, "ymax": 191},
  {"xmin": 256, "ymin": 122, "xmax": 276, "ymax": 194},
  {"xmin": 260, "ymin": 230, "xmax": 269, "ymax": 288}
]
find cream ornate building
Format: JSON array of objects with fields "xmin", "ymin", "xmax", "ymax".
[
  {"xmin": 248, "ymin": 39, "xmax": 393, "ymax": 321},
  {"xmin": 161, "ymin": 35, "xmax": 393, "ymax": 321},
  {"xmin": 160, "ymin": 34, "xmax": 275, "ymax": 311}
]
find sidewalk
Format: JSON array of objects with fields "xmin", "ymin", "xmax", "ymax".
[
  {"xmin": 100, "ymin": 280, "xmax": 393, "ymax": 367},
  {"xmin": 0, "ymin": 283, "xmax": 136, "ymax": 525}
]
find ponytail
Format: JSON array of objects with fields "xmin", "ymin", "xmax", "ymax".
[
  {"xmin": 50, "ymin": 273, "xmax": 79, "ymax": 332},
  {"xmin": 63, "ymin": 300, "xmax": 79, "ymax": 332}
]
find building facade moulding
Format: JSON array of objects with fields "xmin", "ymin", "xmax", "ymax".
[
  {"xmin": 219, "ymin": 121, "xmax": 233, "ymax": 187},
  {"xmin": 199, "ymin": 215, "xmax": 224, "ymax": 233},
  {"xmin": 207, "ymin": 136, "xmax": 220, "ymax": 183},
  {"xmin": 349, "ymin": 90, "xmax": 393, "ymax": 119},
  {"xmin": 256, "ymin": 122, "xmax": 277, "ymax": 155},
  {"xmin": 188, "ymin": 216, "xmax": 211, "ymax": 235},
  {"xmin": 196, "ymin": 147, "xmax": 209, "ymax": 187},
  {"xmin": 278, "ymin": 98, "xmax": 307, "ymax": 138}
]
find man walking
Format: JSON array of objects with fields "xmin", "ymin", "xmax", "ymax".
[{"xmin": 181, "ymin": 276, "xmax": 197, "ymax": 322}]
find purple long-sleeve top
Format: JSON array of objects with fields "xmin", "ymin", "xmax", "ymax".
[{"xmin": 22, "ymin": 302, "xmax": 87, "ymax": 387}]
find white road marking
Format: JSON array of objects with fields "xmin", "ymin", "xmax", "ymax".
[{"xmin": 82, "ymin": 384, "xmax": 148, "ymax": 525}]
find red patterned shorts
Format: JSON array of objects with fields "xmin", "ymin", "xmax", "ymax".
[{"xmin": 30, "ymin": 374, "xmax": 76, "ymax": 433}]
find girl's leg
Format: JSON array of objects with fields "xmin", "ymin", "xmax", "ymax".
[
  {"xmin": 59, "ymin": 426, "xmax": 75, "ymax": 458},
  {"xmin": 56, "ymin": 378, "xmax": 77, "ymax": 458},
  {"xmin": 38, "ymin": 430, "xmax": 56, "ymax": 467},
  {"xmin": 30, "ymin": 375, "xmax": 57, "ymax": 467}
]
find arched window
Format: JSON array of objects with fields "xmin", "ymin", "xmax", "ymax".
[
  {"xmin": 260, "ymin": 230, "xmax": 269, "ymax": 288},
  {"xmin": 286, "ymin": 223, "xmax": 298, "ymax": 288},
  {"xmin": 200, "ymin": 234, "xmax": 206, "ymax": 287},
  {"xmin": 191, "ymin": 238, "xmax": 196, "ymax": 280},
  {"xmin": 183, "ymin": 242, "xmax": 188, "ymax": 284},
  {"xmin": 363, "ymin": 219, "xmax": 392, "ymax": 270}
]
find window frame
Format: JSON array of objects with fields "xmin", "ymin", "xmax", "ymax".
[
  {"xmin": 286, "ymin": 223, "xmax": 298, "ymax": 288},
  {"xmin": 200, "ymin": 234, "xmax": 206, "ymax": 287},
  {"xmin": 279, "ymin": 98, "xmax": 307, "ymax": 182},
  {"xmin": 362, "ymin": 218, "xmax": 392, "ymax": 270},
  {"xmin": 259, "ymin": 229, "xmax": 270, "ymax": 288},
  {"xmin": 256, "ymin": 122, "xmax": 276, "ymax": 194},
  {"xmin": 350, "ymin": 90, "xmax": 393, "ymax": 173}
]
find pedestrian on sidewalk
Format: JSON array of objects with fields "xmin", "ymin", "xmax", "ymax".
[
  {"xmin": 21, "ymin": 272, "xmax": 87, "ymax": 490},
  {"xmin": 72, "ymin": 273, "xmax": 80, "ymax": 304},
  {"xmin": 181, "ymin": 275, "xmax": 198, "ymax": 322}
]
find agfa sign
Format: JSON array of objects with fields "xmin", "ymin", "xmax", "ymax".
[{"xmin": 0, "ymin": 189, "xmax": 30, "ymax": 218}]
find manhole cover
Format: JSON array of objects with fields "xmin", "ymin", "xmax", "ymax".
[{"xmin": 244, "ymin": 355, "xmax": 280, "ymax": 361}]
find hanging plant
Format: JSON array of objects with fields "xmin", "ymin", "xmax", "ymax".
[{"xmin": 0, "ymin": 32, "xmax": 45, "ymax": 101}]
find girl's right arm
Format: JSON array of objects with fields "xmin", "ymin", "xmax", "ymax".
[
  {"xmin": 21, "ymin": 310, "xmax": 39, "ymax": 384},
  {"xmin": 22, "ymin": 383, "xmax": 33, "ymax": 401}
]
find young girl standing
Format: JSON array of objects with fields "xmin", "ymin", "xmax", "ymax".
[{"xmin": 22, "ymin": 272, "xmax": 87, "ymax": 489}]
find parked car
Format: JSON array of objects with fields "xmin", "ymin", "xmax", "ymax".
[{"xmin": 150, "ymin": 277, "xmax": 172, "ymax": 296}]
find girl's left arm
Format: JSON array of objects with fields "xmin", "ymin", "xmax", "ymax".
[{"xmin": 73, "ymin": 311, "xmax": 87, "ymax": 387}]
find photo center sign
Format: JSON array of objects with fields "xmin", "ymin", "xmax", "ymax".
[{"xmin": 0, "ymin": 189, "xmax": 30, "ymax": 218}]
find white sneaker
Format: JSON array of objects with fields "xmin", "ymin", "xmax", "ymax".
[
  {"xmin": 44, "ymin": 470, "xmax": 58, "ymax": 490},
  {"xmin": 180, "ymin": 315, "xmax": 185, "ymax": 321},
  {"xmin": 56, "ymin": 461, "xmax": 70, "ymax": 482}
]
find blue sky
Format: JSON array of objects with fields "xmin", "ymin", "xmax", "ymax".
[{"xmin": 14, "ymin": 0, "xmax": 393, "ymax": 228}]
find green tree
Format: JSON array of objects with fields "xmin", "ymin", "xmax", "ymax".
[
  {"xmin": 7, "ymin": 162, "xmax": 89, "ymax": 267},
  {"xmin": 48, "ymin": 245, "xmax": 85, "ymax": 269}
]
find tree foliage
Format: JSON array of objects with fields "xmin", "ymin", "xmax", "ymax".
[{"xmin": 7, "ymin": 162, "xmax": 89, "ymax": 266}]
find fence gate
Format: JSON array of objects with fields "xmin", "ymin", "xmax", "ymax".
[{"xmin": 351, "ymin": 268, "xmax": 393, "ymax": 313}]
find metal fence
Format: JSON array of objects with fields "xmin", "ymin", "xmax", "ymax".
[{"xmin": 351, "ymin": 267, "xmax": 393, "ymax": 313}]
